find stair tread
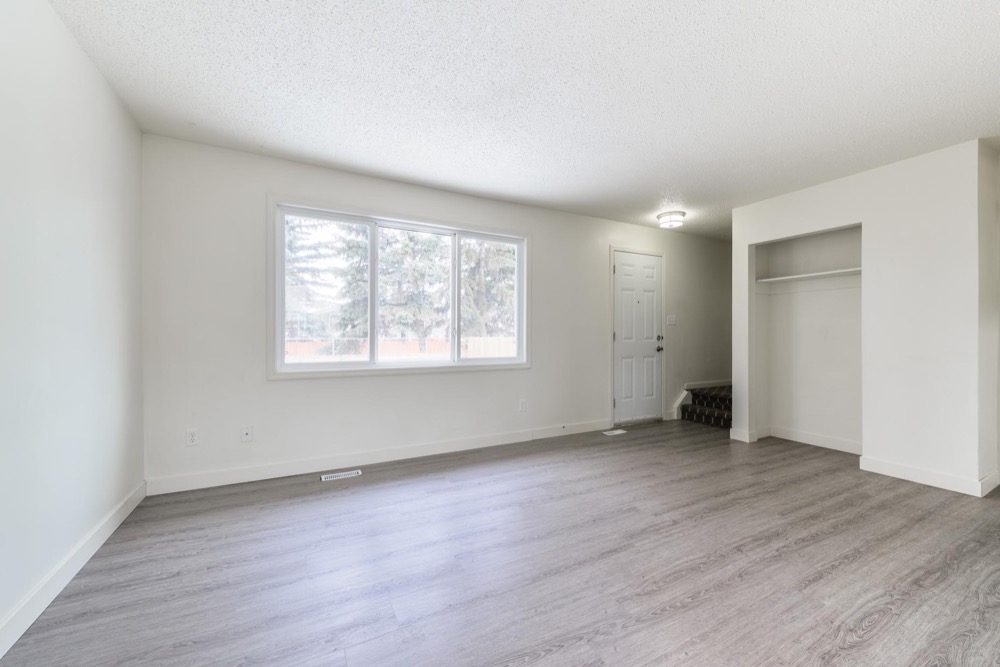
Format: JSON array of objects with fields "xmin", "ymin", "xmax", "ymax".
[
  {"xmin": 691, "ymin": 400, "xmax": 731, "ymax": 409},
  {"xmin": 688, "ymin": 385, "xmax": 732, "ymax": 412},
  {"xmin": 689, "ymin": 385, "xmax": 732, "ymax": 399},
  {"xmin": 682, "ymin": 386, "xmax": 733, "ymax": 430},
  {"xmin": 681, "ymin": 404, "xmax": 732, "ymax": 418}
]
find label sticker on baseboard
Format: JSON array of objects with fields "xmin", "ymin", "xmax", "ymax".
[{"xmin": 603, "ymin": 429, "xmax": 628, "ymax": 436}]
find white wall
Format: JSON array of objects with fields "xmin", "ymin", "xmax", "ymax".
[
  {"xmin": 755, "ymin": 228, "xmax": 863, "ymax": 453},
  {"xmin": 0, "ymin": 0, "xmax": 144, "ymax": 656},
  {"xmin": 765, "ymin": 276, "xmax": 862, "ymax": 453},
  {"xmin": 733, "ymin": 140, "xmax": 999, "ymax": 496},
  {"xmin": 981, "ymin": 143, "xmax": 1000, "ymax": 483},
  {"xmin": 996, "ymin": 145, "xmax": 1000, "ymax": 482},
  {"xmin": 755, "ymin": 226, "xmax": 862, "ymax": 279},
  {"xmin": 142, "ymin": 136, "xmax": 732, "ymax": 493}
]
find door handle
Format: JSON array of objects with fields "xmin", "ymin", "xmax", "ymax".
[{"xmin": 656, "ymin": 346, "xmax": 663, "ymax": 352}]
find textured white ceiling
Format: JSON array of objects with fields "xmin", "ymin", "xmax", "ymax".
[{"xmin": 49, "ymin": 0, "xmax": 1000, "ymax": 239}]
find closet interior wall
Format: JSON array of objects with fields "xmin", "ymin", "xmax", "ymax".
[{"xmin": 754, "ymin": 226, "xmax": 862, "ymax": 454}]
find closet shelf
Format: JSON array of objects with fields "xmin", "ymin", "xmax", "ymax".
[{"xmin": 756, "ymin": 267, "xmax": 862, "ymax": 284}]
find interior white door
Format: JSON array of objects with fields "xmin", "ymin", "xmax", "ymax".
[{"xmin": 613, "ymin": 251, "xmax": 662, "ymax": 424}]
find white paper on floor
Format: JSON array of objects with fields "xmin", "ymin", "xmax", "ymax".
[{"xmin": 603, "ymin": 429, "xmax": 627, "ymax": 436}]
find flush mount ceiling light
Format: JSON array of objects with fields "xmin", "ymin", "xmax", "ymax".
[{"xmin": 657, "ymin": 211, "xmax": 686, "ymax": 229}]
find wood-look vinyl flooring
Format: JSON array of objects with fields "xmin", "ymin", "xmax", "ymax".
[{"xmin": 6, "ymin": 421, "xmax": 1000, "ymax": 666}]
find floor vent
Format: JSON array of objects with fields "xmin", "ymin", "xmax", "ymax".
[{"xmin": 321, "ymin": 469, "xmax": 362, "ymax": 482}]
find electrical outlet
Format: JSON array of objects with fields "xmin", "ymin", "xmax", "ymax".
[
  {"xmin": 518, "ymin": 399, "xmax": 527, "ymax": 412},
  {"xmin": 241, "ymin": 426, "xmax": 253, "ymax": 443},
  {"xmin": 186, "ymin": 429, "xmax": 200, "ymax": 447}
]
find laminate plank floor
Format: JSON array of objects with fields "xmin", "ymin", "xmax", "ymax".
[{"xmin": 6, "ymin": 421, "xmax": 1000, "ymax": 666}]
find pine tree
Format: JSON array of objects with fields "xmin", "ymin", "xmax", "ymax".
[
  {"xmin": 285, "ymin": 217, "xmax": 329, "ymax": 288},
  {"xmin": 461, "ymin": 239, "xmax": 516, "ymax": 338},
  {"xmin": 284, "ymin": 215, "xmax": 339, "ymax": 340},
  {"xmin": 377, "ymin": 228, "xmax": 451, "ymax": 353},
  {"xmin": 324, "ymin": 225, "xmax": 517, "ymax": 358},
  {"xmin": 329, "ymin": 223, "xmax": 370, "ymax": 345}
]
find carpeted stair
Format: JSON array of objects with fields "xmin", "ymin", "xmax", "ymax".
[{"xmin": 681, "ymin": 385, "xmax": 732, "ymax": 429}]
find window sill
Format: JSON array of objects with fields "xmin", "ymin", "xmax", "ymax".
[{"xmin": 269, "ymin": 359, "xmax": 530, "ymax": 380}]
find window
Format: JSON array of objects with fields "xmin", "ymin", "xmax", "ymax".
[
  {"xmin": 272, "ymin": 204, "xmax": 527, "ymax": 375},
  {"xmin": 460, "ymin": 236, "xmax": 519, "ymax": 359}
]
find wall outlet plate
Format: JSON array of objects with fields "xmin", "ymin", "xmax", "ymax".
[
  {"xmin": 240, "ymin": 426, "xmax": 253, "ymax": 442},
  {"xmin": 186, "ymin": 429, "xmax": 199, "ymax": 447}
]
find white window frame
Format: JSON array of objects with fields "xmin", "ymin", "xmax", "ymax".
[{"xmin": 267, "ymin": 198, "xmax": 529, "ymax": 379}]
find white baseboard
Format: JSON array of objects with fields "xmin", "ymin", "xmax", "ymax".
[
  {"xmin": 531, "ymin": 420, "xmax": 610, "ymax": 441},
  {"xmin": 0, "ymin": 481, "xmax": 146, "ymax": 659},
  {"xmin": 730, "ymin": 428, "xmax": 758, "ymax": 443},
  {"xmin": 769, "ymin": 426, "xmax": 861, "ymax": 455},
  {"xmin": 859, "ymin": 456, "xmax": 985, "ymax": 497},
  {"xmin": 980, "ymin": 470, "xmax": 1000, "ymax": 497},
  {"xmin": 146, "ymin": 419, "xmax": 611, "ymax": 495}
]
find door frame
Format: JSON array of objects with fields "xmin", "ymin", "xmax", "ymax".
[{"xmin": 609, "ymin": 246, "xmax": 667, "ymax": 426}]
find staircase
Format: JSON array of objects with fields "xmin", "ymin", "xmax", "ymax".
[{"xmin": 680, "ymin": 385, "xmax": 732, "ymax": 429}]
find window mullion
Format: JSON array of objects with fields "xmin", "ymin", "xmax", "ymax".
[
  {"xmin": 452, "ymin": 233, "xmax": 460, "ymax": 362},
  {"xmin": 276, "ymin": 210, "xmax": 287, "ymax": 371},
  {"xmin": 518, "ymin": 240, "xmax": 525, "ymax": 360},
  {"xmin": 369, "ymin": 222, "xmax": 378, "ymax": 365}
]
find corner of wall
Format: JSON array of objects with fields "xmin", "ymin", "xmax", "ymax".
[
  {"xmin": 978, "ymin": 140, "xmax": 1000, "ymax": 484},
  {"xmin": 0, "ymin": 483, "xmax": 146, "ymax": 658},
  {"xmin": 0, "ymin": 0, "xmax": 145, "ymax": 657},
  {"xmin": 996, "ymin": 142, "xmax": 1000, "ymax": 491}
]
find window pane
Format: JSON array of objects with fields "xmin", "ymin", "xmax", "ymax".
[
  {"xmin": 460, "ymin": 237, "xmax": 518, "ymax": 359},
  {"xmin": 284, "ymin": 213, "xmax": 369, "ymax": 364},
  {"xmin": 377, "ymin": 227, "xmax": 452, "ymax": 362}
]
